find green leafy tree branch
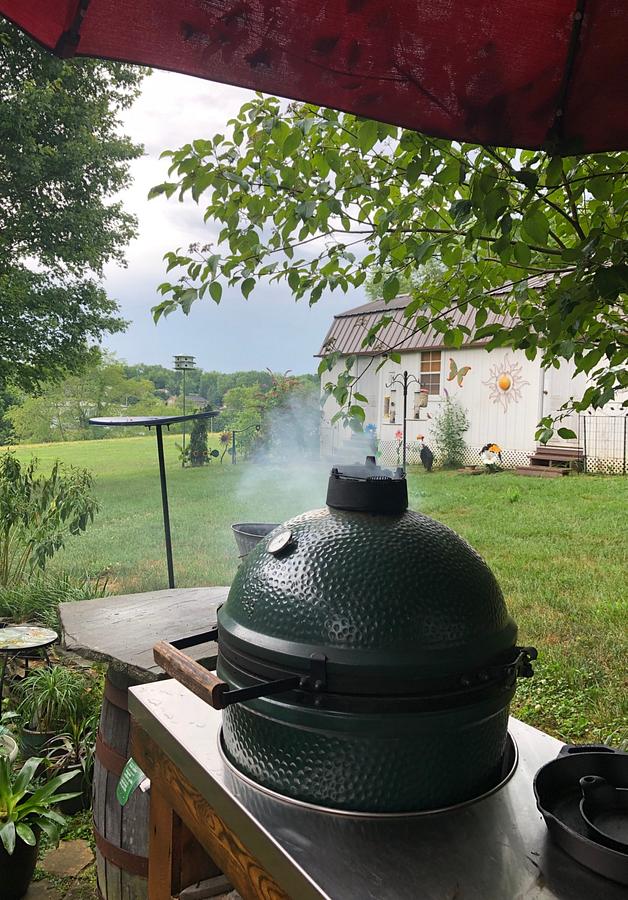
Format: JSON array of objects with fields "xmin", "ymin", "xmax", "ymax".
[
  {"xmin": 150, "ymin": 96, "xmax": 628, "ymax": 435},
  {"xmin": 0, "ymin": 22, "xmax": 145, "ymax": 393}
]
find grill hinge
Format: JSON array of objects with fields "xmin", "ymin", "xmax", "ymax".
[{"xmin": 298, "ymin": 651, "xmax": 328, "ymax": 692}]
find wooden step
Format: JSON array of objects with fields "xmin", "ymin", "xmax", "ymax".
[
  {"xmin": 529, "ymin": 455, "xmax": 580, "ymax": 466},
  {"xmin": 533, "ymin": 446, "xmax": 583, "ymax": 458},
  {"xmin": 515, "ymin": 466, "xmax": 570, "ymax": 478}
]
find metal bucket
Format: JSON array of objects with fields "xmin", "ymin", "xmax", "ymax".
[{"xmin": 231, "ymin": 523, "xmax": 279, "ymax": 558}]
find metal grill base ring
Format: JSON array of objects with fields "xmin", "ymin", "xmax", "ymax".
[{"xmin": 219, "ymin": 728, "xmax": 518, "ymax": 818}]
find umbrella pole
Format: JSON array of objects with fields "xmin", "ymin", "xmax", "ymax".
[{"xmin": 155, "ymin": 424, "xmax": 175, "ymax": 588}]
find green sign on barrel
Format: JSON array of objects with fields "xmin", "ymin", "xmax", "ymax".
[{"xmin": 116, "ymin": 757, "xmax": 146, "ymax": 806}]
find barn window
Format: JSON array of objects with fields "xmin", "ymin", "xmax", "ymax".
[{"xmin": 420, "ymin": 351, "xmax": 442, "ymax": 395}]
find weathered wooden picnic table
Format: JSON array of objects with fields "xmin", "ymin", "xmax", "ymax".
[
  {"xmin": 59, "ymin": 586, "xmax": 227, "ymax": 682},
  {"xmin": 59, "ymin": 586, "xmax": 229, "ymax": 899}
]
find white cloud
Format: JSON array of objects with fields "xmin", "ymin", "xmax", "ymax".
[{"xmin": 102, "ymin": 70, "xmax": 360, "ymax": 372}]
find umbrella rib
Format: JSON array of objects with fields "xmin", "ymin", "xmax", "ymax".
[
  {"xmin": 545, "ymin": 0, "xmax": 587, "ymax": 154},
  {"xmin": 54, "ymin": 0, "xmax": 91, "ymax": 59}
]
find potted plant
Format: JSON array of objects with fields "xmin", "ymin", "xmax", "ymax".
[
  {"xmin": 16, "ymin": 665, "xmax": 85, "ymax": 756},
  {"xmin": 0, "ymin": 711, "xmax": 20, "ymax": 763},
  {"xmin": 0, "ymin": 756, "xmax": 79, "ymax": 899},
  {"xmin": 44, "ymin": 714, "xmax": 98, "ymax": 814}
]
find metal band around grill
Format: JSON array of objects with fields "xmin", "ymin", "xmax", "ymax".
[{"xmin": 217, "ymin": 640, "xmax": 537, "ymax": 713}]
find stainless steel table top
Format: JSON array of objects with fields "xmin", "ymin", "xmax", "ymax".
[{"xmin": 129, "ymin": 680, "xmax": 626, "ymax": 900}]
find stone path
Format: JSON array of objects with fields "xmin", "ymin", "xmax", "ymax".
[
  {"xmin": 27, "ymin": 838, "xmax": 241, "ymax": 900},
  {"xmin": 25, "ymin": 840, "xmax": 96, "ymax": 900},
  {"xmin": 42, "ymin": 840, "xmax": 94, "ymax": 878},
  {"xmin": 25, "ymin": 884, "xmax": 62, "ymax": 900}
]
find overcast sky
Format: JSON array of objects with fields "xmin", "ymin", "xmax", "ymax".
[{"xmin": 101, "ymin": 70, "xmax": 361, "ymax": 375}]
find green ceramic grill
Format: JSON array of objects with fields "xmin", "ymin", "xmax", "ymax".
[{"xmin": 156, "ymin": 459, "xmax": 536, "ymax": 813}]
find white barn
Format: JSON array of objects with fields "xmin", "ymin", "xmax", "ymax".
[{"xmin": 318, "ymin": 295, "xmax": 626, "ymax": 473}]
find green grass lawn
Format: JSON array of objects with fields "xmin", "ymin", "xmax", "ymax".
[{"xmin": 11, "ymin": 435, "xmax": 628, "ymax": 748}]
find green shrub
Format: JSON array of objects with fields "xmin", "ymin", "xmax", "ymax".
[
  {"xmin": 432, "ymin": 398, "xmax": 470, "ymax": 468},
  {"xmin": 15, "ymin": 663, "xmax": 102, "ymax": 736},
  {"xmin": 0, "ymin": 756, "xmax": 80, "ymax": 855},
  {"xmin": 0, "ymin": 453, "xmax": 97, "ymax": 587},
  {"xmin": 17, "ymin": 666, "xmax": 87, "ymax": 733},
  {"xmin": 0, "ymin": 572, "xmax": 109, "ymax": 629},
  {"xmin": 189, "ymin": 416, "xmax": 207, "ymax": 466},
  {"xmin": 44, "ymin": 712, "xmax": 100, "ymax": 789}
]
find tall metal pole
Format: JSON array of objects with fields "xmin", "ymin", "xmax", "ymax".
[
  {"xmin": 582, "ymin": 416, "xmax": 588, "ymax": 474},
  {"xmin": 386, "ymin": 369, "xmax": 419, "ymax": 472},
  {"xmin": 182, "ymin": 368, "xmax": 187, "ymax": 466},
  {"xmin": 402, "ymin": 370, "xmax": 408, "ymax": 470},
  {"xmin": 174, "ymin": 355, "xmax": 195, "ymax": 465},
  {"xmin": 155, "ymin": 424, "xmax": 175, "ymax": 589}
]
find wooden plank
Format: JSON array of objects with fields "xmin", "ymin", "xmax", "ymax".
[
  {"xmin": 104, "ymin": 768, "xmax": 123, "ymax": 900},
  {"xmin": 179, "ymin": 876, "xmax": 232, "ymax": 899},
  {"xmin": 105, "ymin": 679, "xmax": 131, "ymax": 761},
  {"xmin": 120, "ymin": 870, "xmax": 147, "ymax": 900},
  {"xmin": 515, "ymin": 466, "xmax": 568, "ymax": 478},
  {"xmin": 148, "ymin": 786, "xmax": 176, "ymax": 900},
  {"xmin": 529, "ymin": 455, "xmax": 578, "ymax": 464},
  {"xmin": 131, "ymin": 724, "xmax": 290, "ymax": 900},
  {"xmin": 533, "ymin": 445, "xmax": 583, "ymax": 455},
  {"xmin": 93, "ymin": 756, "xmax": 107, "ymax": 834},
  {"xmin": 95, "ymin": 846, "xmax": 108, "ymax": 900},
  {"xmin": 121, "ymin": 781, "xmax": 150, "ymax": 857},
  {"xmin": 94, "ymin": 743, "xmax": 110, "ymax": 898},
  {"xmin": 59, "ymin": 587, "xmax": 228, "ymax": 680},
  {"xmin": 93, "ymin": 748, "xmax": 109, "ymax": 897},
  {"xmin": 172, "ymin": 819, "xmax": 221, "ymax": 894},
  {"xmin": 95, "ymin": 671, "xmax": 151, "ymax": 898}
]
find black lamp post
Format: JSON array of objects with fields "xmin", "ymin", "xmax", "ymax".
[
  {"xmin": 231, "ymin": 423, "xmax": 261, "ymax": 465},
  {"xmin": 386, "ymin": 370, "xmax": 421, "ymax": 470}
]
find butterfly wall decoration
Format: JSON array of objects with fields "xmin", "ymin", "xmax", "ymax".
[{"xmin": 447, "ymin": 359, "xmax": 471, "ymax": 387}]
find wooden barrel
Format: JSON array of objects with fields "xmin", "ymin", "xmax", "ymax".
[{"xmin": 93, "ymin": 667, "xmax": 149, "ymax": 899}]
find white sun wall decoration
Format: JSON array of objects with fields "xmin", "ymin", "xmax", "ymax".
[{"xmin": 482, "ymin": 354, "xmax": 530, "ymax": 412}]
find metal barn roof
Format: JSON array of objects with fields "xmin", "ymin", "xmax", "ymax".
[{"xmin": 317, "ymin": 295, "xmax": 519, "ymax": 358}]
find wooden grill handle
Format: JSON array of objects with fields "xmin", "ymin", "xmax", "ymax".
[{"xmin": 153, "ymin": 640, "xmax": 229, "ymax": 709}]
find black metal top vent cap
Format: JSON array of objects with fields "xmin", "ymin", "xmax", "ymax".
[{"xmin": 326, "ymin": 456, "xmax": 408, "ymax": 514}]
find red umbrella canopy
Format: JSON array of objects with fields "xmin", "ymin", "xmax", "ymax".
[{"xmin": 2, "ymin": 0, "xmax": 627, "ymax": 153}]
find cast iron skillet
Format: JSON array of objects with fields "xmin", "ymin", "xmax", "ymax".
[
  {"xmin": 534, "ymin": 744, "xmax": 628, "ymax": 885},
  {"xmin": 579, "ymin": 774, "xmax": 628, "ymax": 853}
]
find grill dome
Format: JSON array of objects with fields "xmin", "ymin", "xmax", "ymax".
[
  {"xmin": 220, "ymin": 506, "xmax": 517, "ymax": 688},
  {"xmin": 215, "ymin": 465, "xmax": 534, "ymax": 813}
]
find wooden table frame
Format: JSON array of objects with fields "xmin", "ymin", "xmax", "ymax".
[{"xmin": 131, "ymin": 722, "xmax": 291, "ymax": 900}]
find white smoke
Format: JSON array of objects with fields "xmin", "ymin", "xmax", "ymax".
[{"xmin": 234, "ymin": 389, "xmax": 329, "ymax": 518}]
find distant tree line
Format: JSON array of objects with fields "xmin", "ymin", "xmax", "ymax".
[
  {"xmin": 120, "ymin": 364, "xmax": 282, "ymax": 410},
  {"xmin": 2, "ymin": 354, "xmax": 319, "ymax": 448}
]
